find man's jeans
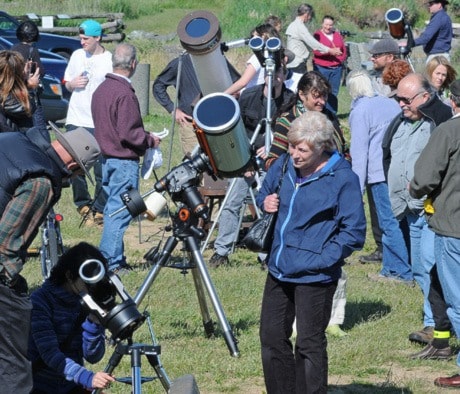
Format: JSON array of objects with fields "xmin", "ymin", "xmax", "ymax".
[
  {"xmin": 435, "ymin": 234, "xmax": 460, "ymax": 367},
  {"xmin": 99, "ymin": 158, "xmax": 139, "ymax": 270},
  {"xmin": 370, "ymin": 182, "xmax": 412, "ymax": 281},
  {"xmin": 407, "ymin": 212, "xmax": 435, "ymax": 327}
]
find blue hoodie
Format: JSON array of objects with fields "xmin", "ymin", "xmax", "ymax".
[{"xmin": 256, "ymin": 152, "xmax": 366, "ymax": 284}]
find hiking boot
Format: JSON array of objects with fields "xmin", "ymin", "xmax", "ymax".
[
  {"xmin": 326, "ymin": 324, "xmax": 348, "ymax": 338},
  {"xmin": 93, "ymin": 211, "xmax": 104, "ymax": 227},
  {"xmin": 359, "ymin": 249, "xmax": 382, "ymax": 264},
  {"xmin": 368, "ymin": 272, "xmax": 415, "ymax": 287},
  {"xmin": 77, "ymin": 205, "xmax": 94, "ymax": 226},
  {"xmin": 208, "ymin": 252, "xmax": 229, "ymax": 268},
  {"xmin": 409, "ymin": 326, "xmax": 434, "ymax": 345},
  {"xmin": 410, "ymin": 344, "xmax": 452, "ymax": 360}
]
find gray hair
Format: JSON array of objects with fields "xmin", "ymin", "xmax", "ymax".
[
  {"xmin": 288, "ymin": 111, "xmax": 336, "ymax": 152},
  {"xmin": 346, "ymin": 69, "xmax": 375, "ymax": 100},
  {"xmin": 112, "ymin": 43, "xmax": 137, "ymax": 70}
]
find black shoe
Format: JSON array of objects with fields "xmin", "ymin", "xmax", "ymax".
[
  {"xmin": 208, "ymin": 252, "xmax": 229, "ymax": 268},
  {"xmin": 410, "ymin": 344, "xmax": 452, "ymax": 360},
  {"xmin": 409, "ymin": 326, "xmax": 434, "ymax": 345},
  {"xmin": 359, "ymin": 250, "xmax": 383, "ymax": 264}
]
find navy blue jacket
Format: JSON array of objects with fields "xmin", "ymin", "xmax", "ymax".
[
  {"xmin": 414, "ymin": 9, "xmax": 452, "ymax": 55},
  {"xmin": 256, "ymin": 152, "xmax": 366, "ymax": 284}
]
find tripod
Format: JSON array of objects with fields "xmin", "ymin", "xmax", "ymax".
[{"xmin": 134, "ymin": 205, "xmax": 240, "ymax": 358}]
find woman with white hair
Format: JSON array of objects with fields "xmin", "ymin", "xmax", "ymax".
[
  {"xmin": 347, "ymin": 69, "xmax": 412, "ymax": 283},
  {"xmin": 258, "ymin": 110, "xmax": 365, "ymax": 393}
]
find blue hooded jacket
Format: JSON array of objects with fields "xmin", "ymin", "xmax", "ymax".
[{"xmin": 256, "ymin": 152, "xmax": 366, "ymax": 284}]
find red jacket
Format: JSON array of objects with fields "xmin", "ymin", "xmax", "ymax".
[{"xmin": 313, "ymin": 30, "xmax": 347, "ymax": 68}]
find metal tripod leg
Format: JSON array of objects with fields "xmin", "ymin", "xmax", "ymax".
[{"xmin": 186, "ymin": 235, "xmax": 240, "ymax": 357}]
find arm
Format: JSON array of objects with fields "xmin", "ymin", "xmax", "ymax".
[
  {"xmin": 152, "ymin": 58, "xmax": 178, "ymax": 114},
  {"xmin": 224, "ymin": 61, "xmax": 258, "ymax": 96},
  {"xmin": 410, "ymin": 128, "xmax": 450, "ymax": 199},
  {"xmin": 349, "ymin": 103, "xmax": 370, "ymax": 193},
  {"xmin": 414, "ymin": 14, "xmax": 442, "ymax": 47},
  {"xmin": 265, "ymin": 113, "xmax": 291, "ymax": 169},
  {"xmin": 81, "ymin": 318, "xmax": 106, "ymax": 363}
]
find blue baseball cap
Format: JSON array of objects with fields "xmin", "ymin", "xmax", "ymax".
[{"xmin": 79, "ymin": 20, "xmax": 102, "ymax": 37}]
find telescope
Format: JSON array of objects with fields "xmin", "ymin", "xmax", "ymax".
[
  {"xmin": 79, "ymin": 259, "xmax": 145, "ymax": 342},
  {"xmin": 385, "ymin": 8, "xmax": 415, "ymax": 54}
]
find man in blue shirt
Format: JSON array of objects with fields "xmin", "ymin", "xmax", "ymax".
[{"xmin": 413, "ymin": 0, "xmax": 452, "ymax": 62}]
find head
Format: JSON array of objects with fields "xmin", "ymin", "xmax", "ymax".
[
  {"xmin": 321, "ymin": 15, "xmax": 335, "ymax": 34},
  {"xmin": 425, "ymin": 55, "xmax": 457, "ymax": 92},
  {"xmin": 426, "ymin": 0, "xmax": 449, "ymax": 13},
  {"xmin": 16, "ymin": 20, "xmax": 40, "ymax": 43},
  {"xmin": 346, "ymin": 70, "xmax": 375, "ymax": 100},
  {"xmin": 297, "ymin": 71, "xmax": 331, "ymax": 112},
  {"xmin": 288, "ymin": 111, "xmax": 335, "ymax": 171},
  {"xmin": 78, "ymin": 19, "xmax": 102, "ymax": 53},
  {"xmin": 265, "ymin": 15, "xmax": 282, "ymax": 32},
  {"xmin": 382, "ymin": 59, "xmax": 412, "ymax": 92},
  {"xmin": 49, "ymin": 242, "xmax": 108, "ymax": 286},
  {"xmin": 395, "ymin": 73, "xmax": 432, "ymax": 121},
  {"xmin": 0, "ymin": 50, "xmax": 30, "ymax": 112},
  {"xmin": 297, "ymin": 3, "xmax": 314, "ymax": 23},
  {"xmin": 49, "ymin": 123, "xmax": 101, "ymax": 181},
  {"xmin": 369, "ymin": 39, "xmax": 400, "ymax": 71},
  {"xmin": 449, "ymin": 79, "xmax": 460, "ymax": 111},
  {"xmin": 252, "ymin": 23, "xmax": 280, "ymax": 40},
  {"xmin": 113, "ymin": 43, "xmax": 137, "ymax": 77}
]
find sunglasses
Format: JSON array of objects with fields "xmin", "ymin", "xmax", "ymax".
[
  {"xmin": 371, "ymin": 53, "xmax": 390, "ymax": 59},
  {"xmin": 394, "ymin": 91, "xmax": 425, "ymax": 105}
]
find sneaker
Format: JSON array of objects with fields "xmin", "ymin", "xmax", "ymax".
[
  {"xmin": 409, "ymin": 326, "xmax": 434, "ymax": 345},
  {"xmin": 326, "ymin": 324, "xmax": 348, "ymax": 338},
  {"xmin": 208, "ymin": 252, "xmax": 229, "ymax": 268},
  {"xmin": 368, "ymin": 272, "xmax": 415, "ymax": 287},
  {"xmin": 110, "ymin": 264, "xmax": 133, "ymax": 276},
  {"xmin": 359, "ymin": 249, "xmax": 383, "ymax": 264}
]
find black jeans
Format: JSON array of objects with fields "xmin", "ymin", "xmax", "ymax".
[{"xmin": 260, "ymin": 273, "xmax": 337, "ymax": 394}]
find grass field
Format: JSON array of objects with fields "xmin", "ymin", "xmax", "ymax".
[{"xmin": 9, "ymin": 1, "xmax": 460, "ymax": 393}]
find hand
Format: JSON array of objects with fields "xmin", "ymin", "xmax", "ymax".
[
  {"xmin": 92, "ymin": 371, "xmax": 115, "ymax": 389},
  {"xmin": 70, "ymin": 73, "xmax": 89, "ymax": 90},
  {"xmin": 264, "ymin": 193, "xmax": 279, "ymax": 213},
  {"xmin": 256, "ymin": 146, "xmax": 267, "ymax": 160},
  {"xmin": 27, "ymin": 67, "xmax": 41, "ymax": 89},
  {"xmin": 175, "ymin": 108, "xmax": 192, "ymax": 126},
  {"xmin": 152, "ymin": 135, "xmax": 161, "ymax": 148},
  {"xmin": 328, "ymin": 48, "xmax": 342, "ymax": 57}
]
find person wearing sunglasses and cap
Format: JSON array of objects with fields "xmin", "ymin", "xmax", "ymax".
[
  {"xmin": 412, "ymin": 0, "xmax": 453, "ymax": 63},
  {"xmin": 381, "ymin": 73, "xmax": 453, "ymax": 353},
  {"xmin": 0, "ymin": 123, "xmax": 100, "ymax": 393}
]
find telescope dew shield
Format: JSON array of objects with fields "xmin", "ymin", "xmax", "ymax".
[
  {"xmin": 193, "ymin": 93, "xmax": 251, "ymax": 177},
  {"xmin": 385, "ymin": 8, "xmax": 405, "ymax": 39},
  {"xmin": 177, "ymin": 10, "xmax": 233, "ymax": 94}
]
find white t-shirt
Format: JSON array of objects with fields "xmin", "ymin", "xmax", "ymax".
[
  {"xmin": 245, "ymin": 54, "xmax": 265, "ymax": 89},
  {"xmin": 64, "ymin": 48, "xmax": 113, "ymax": 128}
]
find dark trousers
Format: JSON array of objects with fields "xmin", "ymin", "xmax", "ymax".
[
  {"xmin": 260, "ymin": 273, "xmax": 337, "ymax": 394},
  {"xmin": 429, "ymin": 265, "xmax": 451, "ymax": 332},
  {"xmin": 66, "ymin": 124, "xmax": 106, "ymax": 213},
  {"xmin": 0, "ymin": 283, "xmax": 32, "ymax": 393},
  {"xmin": 366, "ymin": 185, "xmax": 382, "ymax": 253}
]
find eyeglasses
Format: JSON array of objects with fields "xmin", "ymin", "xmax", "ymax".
[
  {"xmin": 370, "ymin": 53, "xmax": 390, "ymax": 59},
  {"xmin": 394, "ymin": 91, "xmax": 426, "ymax": 105}
]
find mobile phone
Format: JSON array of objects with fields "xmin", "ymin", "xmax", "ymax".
[{"xmin": 30, "ymin": 62, "xmax": 37, "ymax": 74}]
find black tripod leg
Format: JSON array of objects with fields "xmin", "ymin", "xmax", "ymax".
[
  {"xmin": 146, "ymin": 353, "xmax": 172, "ymax": 392},
  {"xmin": 190, "ymin": 268, "xmax": 215, "ymax": 337},
  {"xmin": 185, "ymin": 235, "xmax": 240, "ymax": 357},
  {"xmin": 91, "ymin": 343, "xmax": 126, "ymax": 394},
  {"xmin": 134, "ymin": 236, "xmax": 179, "ymax": 306}
]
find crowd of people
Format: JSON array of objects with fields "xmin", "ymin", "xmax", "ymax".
[{"xmin": 1, "ymin": 0, "xmax": 460, "ymax": 392}]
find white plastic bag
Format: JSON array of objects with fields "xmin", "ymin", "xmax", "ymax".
[{"xmin": 141, "ymin": 128, "xmax": 169, "ymax": 179}]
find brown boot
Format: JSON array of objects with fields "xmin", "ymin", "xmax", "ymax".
[
  {"xmin": 77, "ymin": 205, "xmax": 94, "ymax": 226},
  {"xmin": 93, "ymin": 211, "xmax": 104, "ymax": 227},
  {"xmin": 409, "ymin": 326, "xmax": 434, "ymax": 345}
]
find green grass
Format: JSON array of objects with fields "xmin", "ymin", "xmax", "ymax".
[{"xmin": 10, "ymin": 1, "xmax": 460, "ymax": 392}]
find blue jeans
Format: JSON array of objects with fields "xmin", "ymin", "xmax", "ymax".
[
  {"xmin": 406, "ymin": 212, "xmax": 435, "ymax": 327},
  {"xmin": 66, "ymin": 125, "xmax": 106, "ymax": 213},
  {"xmin": 370, "ymin": 183, "xmax": 412, "ymax": 281},
  {"xmin": 260, "ymin": 273, "xmax": 336, "ymax": 393},
  {"xmin": 435, "ymin": 234, "xmax": 460, "ymax": 367},
  {"xmin": 313, "ymin": 64, "xmax": 342, "ymax": 113},
  {"xmin": 99, "ymin": 158, "xmax": 139, "ymax": 270}
]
